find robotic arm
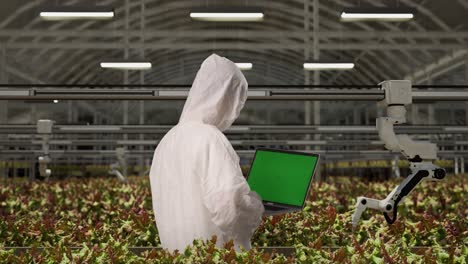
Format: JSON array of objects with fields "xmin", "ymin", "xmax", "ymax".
[
  {"xmin": 109, "ymin": 147, "xmax": 128, "ymax": 183},
  {"xmin": 352, "ymin": 81, "xmax": 446, "ymax": 228},
  {"xmin": 37, "ymin": 120, "xmax": 53, "ymax": 179}
]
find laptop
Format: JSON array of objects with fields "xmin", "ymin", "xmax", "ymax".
[{"xmin": 246, "ymin": 148, "xmax": 319, "ymax": 215}]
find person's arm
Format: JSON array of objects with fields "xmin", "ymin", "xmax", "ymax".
[{"xmin": 200, "ymin": 135, "xmax": 264, "ymax": 246}]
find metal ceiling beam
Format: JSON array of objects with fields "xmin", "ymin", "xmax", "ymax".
[
  {"xmin": 0, "ymin": 1, "xmax": 465, "ymax": 87},
  {"xmin": 3, "ymin": 64, "xmax": 40, "ymax": 83},
  {"xmin": 18, "ymin": 1, "xmax": 435, "ymax": 85},
  {"xmin": 1, "ymin": 29, "xmax": 468, "ymax": 39},
  {"xmin": 405, "ymin": 50, "xmax": 468, "ymax": 82},
  {"xmin": 33, "ymin": 2, "xmax": 436, "ymax": 84},
  {"xmin": 7, "ymin": 1, "xmax": 456, "ymax": 85},
  {"xmin": 3, "ymin": 42, "xmax": 465, "ymax": 51},
  {"xmin": 458, "ymin": 0, "xmax": 468, "ymax": 10}
]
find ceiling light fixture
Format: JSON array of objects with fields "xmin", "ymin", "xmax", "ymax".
[
  {"xmin": 190, "ymin": 7, "xmax": 264, "ymax": 22},
  {"xmin": 340, "ymin": 8, "xmax": 414, "ymax": 22},
  {"xmin": 235, "ymin": 63, "xmax": 253, "ymax": 70},
  {"xmin": 303, "ymin": 62, "xmax": 355, "ymax": 70},
  {"xmin": 40, "ymin": 6, "xmax": 114, "ymax": 20},
  {"xmin": 100, "ymin": 62, "xmax": 152, "ymax": 70}
]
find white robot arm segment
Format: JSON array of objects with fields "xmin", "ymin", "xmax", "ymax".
[
  {"xmin": 352, "ymin": 162, "xmax": 445, "ymax": 227},
  {"xmin": 352, "ymin": 80, "xmax": 446, "ymax": 228},
  {"xmin": 37, "ymin": 120, "xmax": 53, "ymax": 179}
]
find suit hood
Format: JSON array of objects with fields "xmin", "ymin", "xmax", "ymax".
[{"xmin": 179, "ymin": 54, "xmax": 248, "ymax": 131}]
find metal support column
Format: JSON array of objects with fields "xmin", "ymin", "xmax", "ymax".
[
  {"xmin": 139, "ymin": 0, "xmax": 146, "ymax": 177},
  {"xmin": 312, "ymin": 0, "xmax": 321, "ymax": 180},
  {"xmin": 411, "ymin": 104, "xmax": 419, "ymax": 125},
  {"xmin": 461, "ymin": 157, "xmax": 465, "ymax": 174},
  {"xmin": 30, "ymin": 155, "xmax": 35, "ymax": 181},
  {"xmin": 67, "ymin": 100, "xmax": 73, "ymax": 171},
  {"xmin": 353, "ymin": 108, "xmax": 361, "ymax": 124},
  {"xmin": 304, "ymin": 0, "xmax": 311, "ymax": 149},
  {"xmin": 364, "ymin": 110, "xmax": 370, "ymax": 125},
  {"xmin": 123, "ymin": 0, "xmax": 130, "ymax": 128},
  {"xmin": 427, "ymin": 77, "xmax": 436, "ymax": 125},
  {"xmin": 122, "ymin": 0, "xmax": 130, "ymax": 177},
  {"xmin": 0, "ymin": 44, "xmax": 7, "ymax": 179},
  {"xmin": 465, "ymin": 55, "xmax": 468, "ymax": 126},
  {"xmin": 0, "ymin": 44, "xmax": 7, "ymax": 123},
  {"xmin": 428, "ymin": 104, "xmax": 436, "ymax": 125}
]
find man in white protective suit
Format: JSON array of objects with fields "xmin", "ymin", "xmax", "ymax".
[{"xmin": 149, "ymin": 54, "xmax": 265, "ymax": 252}]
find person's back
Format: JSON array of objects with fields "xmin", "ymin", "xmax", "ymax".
[
  {"xmin": 149, "ymin": 54, "xmax": 264, "ymax": 252},
  {"xmin": 151, "ymin": 123, "xmax": 227, "ymax": 250}
]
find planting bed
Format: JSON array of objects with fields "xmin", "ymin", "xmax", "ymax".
[{"xmin": 0, "ymin": 175, "xmax": 466, "ymax": 263}]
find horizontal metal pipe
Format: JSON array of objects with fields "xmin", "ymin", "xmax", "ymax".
[
  {"xmin": 0, "ymin": 88, "xmax": 384, "ymax": 101},
  {"xmin": 1, "ymin": 139, "xmax": 467, "ymax": 147},
  {"xmin": 1, "ymin": 88, "xmax": 467, "ymax": 101},
  {"xmin": 1, "ymin": 29, "xmax": 467, "ymax": 39},
  {"xmin": 1, "ymin": 125, "xmax": 467, "ymax": 134},
  {"xmin": 1, "ymin": 84, "xmax": 467, "ymax": 88},
  {"xmin": 1, "ymin": 150, "xmax": 468, "ymax": 158}
]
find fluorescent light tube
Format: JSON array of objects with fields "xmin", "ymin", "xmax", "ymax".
[
  {"xmin": 100, "ymin": 62, "xmax": 152, "ymax": 70},
  {"xmin": 190, "ymin": 7, "xmax": 264, "ymax": 21},
  {"xmin": 40, "ymin": 11, "xmax": 114, "ymax": 20},
  {"xmin": 235, "ymin": 63, "xmax": 253, "ymax": 70},
  {"xmin": 39, "ymin": 7, "xmax": 114, "ymax": 20},
  {"xmin": 304, "ymin": 63, "xmax": 355, "ymax": 70},
  {"xmin": 190, "ymin": 12, "xmax": 263, "ymax": 21},
  {"xmin": 340, "ymin": 8, "xmax": 414, "ymax": 21}
]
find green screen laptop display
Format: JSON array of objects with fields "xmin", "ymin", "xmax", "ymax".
[{"xmin": 247, "ymin": 150, "xmax": 318, "ymax": 207}]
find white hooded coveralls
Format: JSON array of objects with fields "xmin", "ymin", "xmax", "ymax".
[{"xmin": 149, "ymin": 54, "xmax": 264, "ymax": 252}]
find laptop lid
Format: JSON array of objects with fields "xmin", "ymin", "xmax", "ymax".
[{"xmin": 246, "ymin": 148, "xmax": 319, "ymax": 208}]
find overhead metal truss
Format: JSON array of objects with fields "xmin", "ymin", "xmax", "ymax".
[
  {"xmin": 0, "ymin": 0, "xmax": 466, "ymax": 85},
  {"xmin": 3, "ymin": 42, "xmax": 466, "ymax": 51},
  {"xmin": 2, "ymin": 30, "xmax": 468, "ymax": 40}
]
